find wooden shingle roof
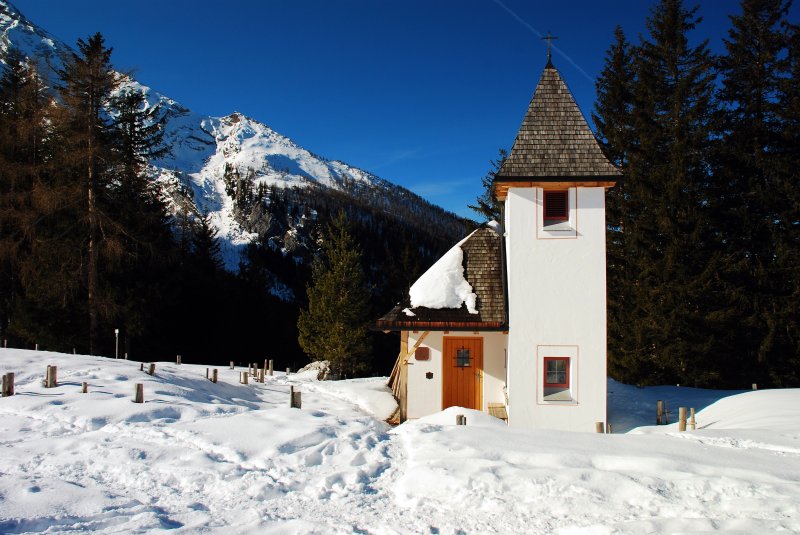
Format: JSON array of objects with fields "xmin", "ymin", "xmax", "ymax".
[
  {"xmin": 375, "ymin": 226, "xmax": 507, "ymax": 331},
  {"xmin": 494, "ymin": 65, "xmax": 620, "ymax": 199}
]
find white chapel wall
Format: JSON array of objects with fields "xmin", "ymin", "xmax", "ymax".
[
  {"xmin": 505, "ymin": 186, "xmax": 607, "ymax": 431},
  {"xmin": 406, "ymin": 331, "xmax": 508, "ymax": 419}
]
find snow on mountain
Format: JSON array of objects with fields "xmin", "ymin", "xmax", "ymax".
[{"xmin": 0, "ymin": 0, "xmax": 463, "ymax": 271}]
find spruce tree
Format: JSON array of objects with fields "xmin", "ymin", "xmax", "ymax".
[
  {"xmin": 106, "ymin": 87, "xmax": 174, "ymax": 347},
  {"xmin": 298, "ymin": 211, "xmax": 372, "ymax": 377},
  {"xmin": 593, "ymin": 27, "xmax": 636, "ymax": 382},
  {"xmin": 468, "ymin": 149, "xmax": 506, "ymax": 222},
  {"xmin": 601, "ymin": 0, "xmax": 718, "ymax": 385},
  {"xmin": 713, "ymin": 0, "xmax": 796, "ymax": 385},
  {"xmin": 56, "ymin": 33, "xmax": 121, "ymax": 353}
]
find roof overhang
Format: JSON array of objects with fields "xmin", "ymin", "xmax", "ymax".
[
  {"xmin": 494, "ymin": 176, "xmax": 619, "ymax": 201},
  {"xmin": 372, "ymin": 320, "xmax": 507, "ymax": 332}
]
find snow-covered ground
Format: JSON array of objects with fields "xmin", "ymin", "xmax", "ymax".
[{"xmin": 1, "ymin": 349, "xmax": 798, "ymax": 534}]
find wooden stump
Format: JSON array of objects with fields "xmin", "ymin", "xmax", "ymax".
[
  {"xmin": 678, "ymin": 407, "xmax": 687, "ymax": 432},
  {"xmin": 212, "ymin": 369, "xmax": 218, "ymax": 384},
  {"xmin": 595, "ymin": 422, "xmax": 605, "ymax": 434},
  {"xmin": 134, "ymin": 383, "xmax": 144, "ymax": 403},
  {"xmin": 147, "ymin": 363, "xmax": 156, "ymax": 376},
  {"xmin": 240, "ymin": 371, "xmax": 249, "ymax": 385},
  {"xmin": 82, "ymin": 382, "xmax": 88, "ymax": 394},
  {"xmin": 2, "ymin": 372, "xmax": 13, "ymax": 397},
  {"xmin": 290, "ymin": 386, "xmax": 302, "ymax": 408},
  {"xmin": 45, "ymin": 365, "xmax": 57, "ymax": 388}
]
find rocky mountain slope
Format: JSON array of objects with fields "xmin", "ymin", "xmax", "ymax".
[{"xmin": 0, "ymin": 0, "xmax": 469, "ymax": 276}]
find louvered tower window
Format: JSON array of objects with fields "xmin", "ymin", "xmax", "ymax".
[{"xmin": 543, "ymin": 190, "xmax": 569, "ymax": 221}]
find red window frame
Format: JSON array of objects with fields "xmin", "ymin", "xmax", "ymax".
[
  {"xmin": 543, "ymin": 357, "xmax": 570, "ymax": 388},
  {"xmin": 543, "ymin": 190, "xmax": 569, "ymax": 221}
]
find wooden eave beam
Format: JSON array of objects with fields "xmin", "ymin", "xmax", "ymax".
[{"xmin": 494, "ymin": 180, "xmax": 618, "ymax": 201}]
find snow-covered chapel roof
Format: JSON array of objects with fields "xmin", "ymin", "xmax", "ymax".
[{"xmin": 375, "ymin": 226, "xmax": 507, "ymax": 331}]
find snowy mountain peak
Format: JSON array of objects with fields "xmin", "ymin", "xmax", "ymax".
[{"xmin": 1, "ymin": 0, "xmax": 468, "ymax": 274}]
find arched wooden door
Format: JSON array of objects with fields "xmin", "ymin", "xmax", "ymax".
[{"xmin": 442, "ymin": 337, "xmax": 483, "ymax": 411}]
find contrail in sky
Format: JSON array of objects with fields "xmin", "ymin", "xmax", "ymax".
[{"xmin": 491, "ymin": 0, "xmax": 595, "ymax": 83}]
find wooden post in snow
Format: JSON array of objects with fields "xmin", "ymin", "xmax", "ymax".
[
  {"xmin": 286, "ymin": 367, "xmax": 291, "ymax": 375},
  {"xmin": 212, "ymin": 369, "xmax": 218, "ymax": 383},
  {"xmin": 456, "ymin": 414, "xmax": 466, "ymax": 425},
  {"xmin": 230, "ymin": 361, "xmax": 234, "ymax": 370},
  {"xmin": 140, "ymin": 362, "xmax": 144, "ymax": 371},
  {"xmin": 2, "ymin": 372, "xmax": 14, "ymax": 397},
  {"xmin": 240, "ymin": 371, "xmax": 248, "ymax": 385},
  {"xmin": 689, "ymin": 408, "xmax": 696, "ymax": 430},
  {"xmin": 147, "ymin": 363, "xmax": 156, "ymax": 376},
  {"xmin": 176, "ymin": 354, "xmax": 181, "ymax": 365},
  {"xmin": 752, "ymin": 383, "xmax": 758, "ymax": 391},
  {"xmin": 678, "ymin": 407, "xmax": 687, "ymax": 432},
  {"xmin": 206, "ymin": 368, "xmax": 209, "ymax": 379},
  {"xmin": 45, "ymin": 365, "xmax": 57, "ymax": 388},
  {"xmin": 595, "ymin": 422, "xmax": 605, "ymax": 433},
  {"xmin": 656, "ymin": 400, "xmax": 664, "ymax": 425},
  {"xmin": 82, "ymin": 382, "xmax": 88, "ymax": 394},
  {"xmin": 290, "ymin": 386, "xmax": 302, "ymax": 408},
  {"xmin": 269, "ymin": 360, "xmax": 274, "ymax": 376},
  {"xmin": 134, "ymin": 383, "xmax": 144, "ymax": 403}
]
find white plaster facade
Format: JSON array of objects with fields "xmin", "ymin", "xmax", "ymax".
[
  {"xmin": 504, "ymin": 186, "xmax": 608, "ymax": 431},
  {"xmin": 406, "ymin": 330, "xmax": 507, "ymax": 419}
]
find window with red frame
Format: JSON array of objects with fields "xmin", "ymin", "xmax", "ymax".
[
  {"xmin": 544, "ymin": 357, "xmax": 570, "ymax": 388},
  {"xmin": 543, "ymin": 190, "xmax": 569, "ymax": 221}
]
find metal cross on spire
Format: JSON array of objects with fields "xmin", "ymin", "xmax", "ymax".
[{"xmin": 542, "ymin": 31, "xmax": 558, "ymax": 67}]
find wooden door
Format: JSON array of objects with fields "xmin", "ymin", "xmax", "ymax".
[{"xmin": 442, "ymin": 337, "xmax": 483, "ymax": 411}]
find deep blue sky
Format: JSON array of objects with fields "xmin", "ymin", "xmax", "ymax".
[{"xmin": 12, "ymin": 1, "xmax": 798, "ymax": 219}]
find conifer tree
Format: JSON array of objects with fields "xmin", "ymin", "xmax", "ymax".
[
  {"xmin": 713, "ymin": 0, "xmax": 796, "ymax": 385},
  {"xmin": 593, "ymin": 27, "xmax": 636, "ymax": 381},
  {"xmin": 106, "ymin": 88, "xmax": 174, "ymax": 345},
  {"xmin": 469, "ymin": 149, "xmax": 506, "ymax": 222},
  {"xmin": 56, "ymin": 33, "xmax": 121, "ymax": 353},
  {"xmin": 298, "ymin": 211, "xmax": 372, "ymax": 377},
  {"xmin": 600, "ymin": 0, "xmax": 718, "ymax": 385},
  {"xmin": 0, "ymin": 51, "xmax": 53, "ymax": 345}
]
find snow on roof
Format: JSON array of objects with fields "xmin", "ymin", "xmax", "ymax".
[{"xmin": 408, "ymin": 231, "xmax": 478, "ymax": 314}]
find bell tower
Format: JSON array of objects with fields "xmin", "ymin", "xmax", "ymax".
[{"xmin": 494, "ymin": 59, "xmax": 621, "ymax": 431}]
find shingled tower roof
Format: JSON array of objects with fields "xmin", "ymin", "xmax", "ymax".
[{"xmin": 494, "ymin": 63, "xmax": 621, "ymax": 195}]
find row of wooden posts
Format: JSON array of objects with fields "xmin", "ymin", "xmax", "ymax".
[
  {"xmin": 656, "ymin": 400, "xmax": 697, "ymax": 431},
  {"xmin": 1, "ymin": 360, "xmax": 302, "ymax": 409}
]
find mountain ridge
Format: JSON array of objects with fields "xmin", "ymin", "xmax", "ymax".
[{"xmin": 0, "ymin": 0, "xmax": 469, "ymax": 271}]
